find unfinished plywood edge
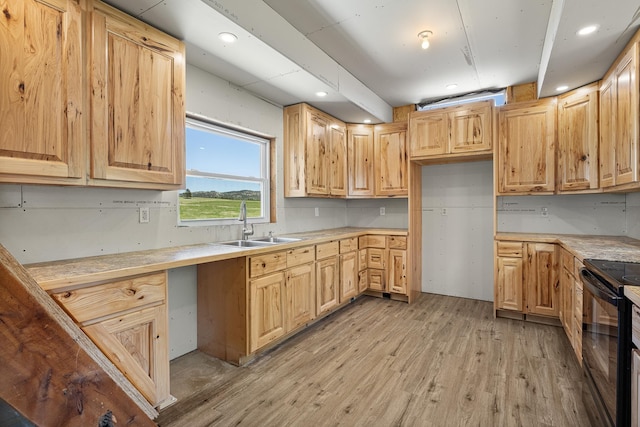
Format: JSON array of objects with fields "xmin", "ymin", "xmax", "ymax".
[
  {"xmin": 392, "ymin": 104, "xmax": 416, "ymax": 122},
  {"xmin": 506, "ymin": 82, "xmax": 538, "ymax": 103},
  {"xmin": 0, "ymin": 244, "xmax": 157, "ymax": 425}
]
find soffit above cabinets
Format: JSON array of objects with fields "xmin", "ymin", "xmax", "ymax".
[{"xmin": 102, "ymin": 0, "xmax": 640, "ymax": 123}]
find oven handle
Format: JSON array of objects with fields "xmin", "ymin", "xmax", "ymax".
[{"xmin": 580, "ymin": 268, "xmax": 621, "ymax": 306}]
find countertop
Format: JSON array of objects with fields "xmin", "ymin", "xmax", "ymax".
[
  {"xmin": 25, "ymin": 227, "xmax": 407, "ymax": 292},
  {"xmin": 495, "ymin": 232, "xmax": 640, "ymax": 263},
  {"xmin": 626, "ymin": 287, "xmax": 640, "ymax": 307}
]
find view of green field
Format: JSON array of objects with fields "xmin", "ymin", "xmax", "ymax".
[{"xmin": 179, "ymin": 197, "xmax": 261, "ymax": 220}]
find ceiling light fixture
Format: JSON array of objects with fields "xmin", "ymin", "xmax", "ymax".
[
  {"xmin": 315, "ymin": 91, "xmax": 328, "ymax": 97},
  {"xmin": 556, "ymin": 85, "xmax": 569, "ymax": 92},
  {"xmin": 363, "ymin": 119, "xmax": 372, "ymax": 124},
  {"xmin": 577, "ymin": 25, "xmax": 599, "ymax": 36},
  {"xmin": 218, "ymin": 32, "xmax": 238, "ymax": 43},
  {"xmin": 446, "ymin": 84, "xmax": 458, "ymax": 90},
  {"xmin": 418, "ymin": 30, "xmax": 433, "ymax": 50}
]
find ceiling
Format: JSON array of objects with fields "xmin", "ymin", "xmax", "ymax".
[{"xmin": 104, "ymin": 0, "xmax": 640, "ymax": 124}]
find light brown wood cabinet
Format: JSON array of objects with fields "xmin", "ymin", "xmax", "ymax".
[
  {"xmin": 495, "ymin": 241, "xmax": 524, "ymax": 312},
  {"xmin": 339, "ymin": 238, "xmax": 359, "ymax": 302},
  {"xmin": 285, "ymin": 262, "xmax": 316, "ymax": 332},
  {"xmin": 559, "ymin": 249, "xmax": 574, "ymax": 340},
  {"xmin": 409, "ymin": 100, "xmax": 493, "ymax": 162},
  {"xmin": 89, "ymin": 1, "xmax": 185, "ymax": 188},
  {"xmin": 497, "ymin": 98, "xmax": 557, "ymax": 194},
  {"xmin": 0, "ymin": 0, "xmax": 185, "ymax": 189},
  {"xmin": 250, "ymin": 271, "xmax": 286, "ymax": 352},
  {"xmin": 633, "ymin": 348, "xmax": 640, "ymax": 427},
  {"xmin": 557, "ymin": 83, "xmax": 599, "ymax": 192},
  {"xmin": 599, "ymin": 38, "xmax": 639, "ymax": 189},
  {"xmin": 387, "ymin": 249, "xmax": 407, "ymax": 294},
  {"xmin": 525, "ymin": 242, "xmax": 559, "ymax": 317},
  {"xmin": 346, "ymin": 122, "xmax": 408, "ymax": 197},
  {"xmin": 316, "ymin": 241, "xmax": 340, "ymax": 314},
  {"xmin": 284, "ymin": 103, "xmax": 347, "ymax": 197},
  {"xmin": 51, "ymin": 272, "xmax": 171, "ymax": 408},
  {"xmin": 0, "ymin": 0, "xmax": 84, "ymax": 185},
  {"xmin": 358, "ymin": 234, "xmax": 408, "ymax": 299}
]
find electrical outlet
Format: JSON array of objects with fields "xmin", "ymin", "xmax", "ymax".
[
  {"xmin": 441, "ymin": 208, "xmax": 447, "ymax": 216},
  {"xmin": 380, "ymin": 207, "xmax": 385, "ymax": 216},
  {"xmin": 541, "ymin": 207, "xmax": 548, "ymax": 217},
  {"xmin": 139, "ymin": 207, "xmax": 150, "ymax": 223},
  {"xmin": 314, "ymin": 207, "xmax": 319, "ymax": 217}
]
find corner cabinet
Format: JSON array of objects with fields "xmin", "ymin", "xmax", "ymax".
[
  {"xmin": 497, "ymin": 98, "xmax": 557, "ymax": 195},
  {"xmin": 284, "ymin": 103, "xmax": 347, "ymax": 197},
  {"xmin": 89, "ymin": 1, "xmax": 185, "ymax": 189},
  {"xmin": 0, "ymin": 0, "xmax": 85, "ymax": 185}
]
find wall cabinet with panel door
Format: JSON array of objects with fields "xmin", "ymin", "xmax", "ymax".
[
  {"xmin": 600, "ymin": 37, "xmax": 640, "ymax": 190},
  {"xmin": 284, "ymin": 103, "xmax": 347, "ymax": 197},
  {"xmin": 497, "ymin": 98, "xmax": 557, "ymax": 195},
  {"xmin": 409, "ymin": 100, "xmax": 493, "ymax": 163},
  {"xmin": 557, "ymin": 82, "xmax": 600, "ymax": 193},
  {"xmin": 347, "ymin": 124, "xmax": 375, "ymax": 197},
  {"xmin": 50, "ymin": 272, "xmax": 172, "ymax": 408}
]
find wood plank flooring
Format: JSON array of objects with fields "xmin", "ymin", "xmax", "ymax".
[{"xmin": 157, "ymin": 293, "xmax": 592, "ymax": 427}]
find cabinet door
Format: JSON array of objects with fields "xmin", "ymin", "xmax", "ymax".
[
  {"xmin": 408, "ymin": 110, "xmax": 448, "ymax": 157},
  {"xmin": 498, "ymin": 99, "xmax": 557, "ymax": 194},
  {"xmin": 339, "ymin": 252, "xmax": 358, "ymax": 302},
  {"xmin": 496, "ymin": 256, "xmax": 523, "ymax": 311},
  {"xmin": 285, "ymin": 263, "xmax": 316, "ymax": 332},
  {"xmin": 633, "ymin": 349, "xmax": 640, "ymax": 427},
  {"xmin": 560, "ymin": 267, "xmax": 574, "ymax": 340},
  {"xmin": 283, "ymin": 104, "xmax": 306, "ymax": 197},
  {"xmin": 316, "ymin": 256, "xmax": 339, "ymax": 314},
  {"xmin": 250, "ymin": 272, "xmax": 285, "ymax": 352},
  {"xmin": 368, "ymin": 269, "xmax": 386, "ymax": 292},
  {"xmin": 525, "ymin": 243, "xmax": 559, "ymax": 317},
  {"xmin": 600, "ymin": 74, "xmax": 616, "ymax": 188},
  {"xmin": 387, "ymin": 249, "xmax": 407, "ymax": 295},
  {"xmin": 449, "ymin": 101, "xmax": 493, "ymax": 154},
  {"xmin": 0, "ymin": 0, "xmax": 84, "ymax": 183},
  {"xmin": 305, "ymin": 110, "xmax": 330, "ymax": 195},
  {"xmin": 347, "ymin": 124, "xmax": 375, "ymax": 197},
  {"xmin": 375, "ymin": 122, "xmax": 408, "ymax": 196},
  {"xmin": 83, "ymin": 305, "xmax": 170, "ymax": 407},
  {"xmin": 557, "ymin": 83, "xmax": 599, "ymax": 191},
  {"xmin": 614, "ymin": 45, "xmax": 639, "ymax": 186},
  {"xmin": 329, "ymin": 122, "xmax": 347, "ymax": 196},
  {"xmin": 90, "ymin": 2, "xmax": 185, "ymax": 188}
]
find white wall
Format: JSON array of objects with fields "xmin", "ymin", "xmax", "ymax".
[{"xmin": 421, "ymin": 161, "xmax": 494, "ymax": 301}]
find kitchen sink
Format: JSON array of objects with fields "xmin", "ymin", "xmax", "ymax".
[
  {"xmin": 219, "ymin": 240, "xmax": 276, "ymax": 248},
  {"xmin": 251, "ymin": 236, "xmax": 302, "ymax": 243}
]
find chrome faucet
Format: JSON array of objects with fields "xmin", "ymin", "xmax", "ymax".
[{"xmin": 238, "ymin": 200, "xmax": 254, "ymax": 240}]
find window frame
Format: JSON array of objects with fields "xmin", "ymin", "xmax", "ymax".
[{"xmin": 178, "ymin": 115, "xmax": 272, "ymax": 227}]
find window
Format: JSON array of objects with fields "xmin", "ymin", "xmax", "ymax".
[{"xmin": 179, "ymin": 117, "xmax": 270, "ymax": 225}]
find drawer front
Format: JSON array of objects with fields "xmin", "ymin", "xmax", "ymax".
[
  {"xmin": 340, "ymin": 237, "xmax": 358, "ymax": 253},
  {"xmin": 358, "ymin": 249, "xmax": 367, "ymax": 271},
  {"xmin": 316, "ymin": 241, "xmax": 339, "ymax": 259},
  {"xmin": 387, "ymin": 235, "xmax": 407, "ymax": 250},
  {"xmin": 633, "ymin": 304, "xmax": 640, "ymax": 349},
  {"xmin": 250, "ymin": 251, "xmax": 287, "ymax": 278},
  {"xmin": 51, "ymin": 272, "xmax": 166, "ymax": 324},
  {"xmin": 367, "ymin": 248, "xmax": 385, "ymax": 270},
  {"xmin": 359, "ymin": 235, "xmax": 386, "ymax": 249},
  {"xmin": 496, "ymin": 241, "xmax": 523, "ymax": 257},
  {"xmin": 561, "ymin": 249, "xmax": 574, "ymax": 274},
  {"xmin": 368, "ymin": 269, "xmax": 385, "ymax": 291},
  {"xmin": 287, "ymin": 246, "xmax": 315, "ymax": 268}
]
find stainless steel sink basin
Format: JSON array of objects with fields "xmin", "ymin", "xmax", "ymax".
[
  {"xmin": 219, "ymin": 240, "xmax": 276, "ymax": 248},
  {"xmin": 251, "ymin": 236, "xmax": 302, "ymax": 243}
]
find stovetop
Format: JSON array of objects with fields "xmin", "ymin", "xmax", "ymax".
[{"xmin": 584, "ymin": 259, "xmax": 640, "ymax": 292}]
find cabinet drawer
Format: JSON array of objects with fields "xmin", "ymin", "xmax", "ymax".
[
  {"xmin": 561, "ymin": 250, "xmax": 574, "ymax": 274},
  {"xmin": 316, "ymin": 241, "xmax": 339, "ymax": 259},
  {"xmin": 633, "ymin": 304, "xmax": 640, "ymax": 349},
  {"xmin": 368, "ymin": 269, "xmax": 385, "ymax": 291},
  {"xmin": 287, "ymin": 246, "xmax": 315, "ymax": 268},
  {"xmin": 250, "ymin": 251, "xmax": 287, "ymax": 278},
  {"xmin": 359, "ymin": 235, "xmax": 386, "ymax": 249},
  {"xmin": 496, "ymin": 241, "xmax": 523, "ymax": 257},
  {"xmin": 387, "ymin": 235, "xmax": 407, "ymax": 250},
  {"xmin": 51, "ymin": 272, "xmax": 166, "ymax": 324},
  {"xmin": 340, "ymin": 237, "xmax": 358, "ymax": 253},
  {"xmin": 367, "ymin": 248, "xmax": 385, "ymax": 269}
]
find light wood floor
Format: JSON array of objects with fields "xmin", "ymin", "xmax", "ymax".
[{"xmin": 157, "ymin": 294, "xmax": 592, "ymax": 427}]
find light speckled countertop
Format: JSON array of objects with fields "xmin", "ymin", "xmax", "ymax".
[
  {"xmin": 25, "ymin": 227, "xmax": 407, "ymax": 292},
  {"xmin": 626, "ymin": 287, "xmax": 640, "ymax": 307}
]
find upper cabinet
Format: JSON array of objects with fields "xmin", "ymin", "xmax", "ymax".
[
  {"xmin": 284, "ymin": 103, "xmax": 346, "ymax": 197},
  {"xmin": 497, "ymin": 98, "xmax": 557, "ymax": 195},
  {"xmin": 409, "ymin": 100, "xmax": 493, "ymax": 163},
  {"xmin": 347, "ymin": 124, "xmax": 375, "ymax": 197},
  {"xmin": 374, "ymin": 122, "xmax": 408, "ymax": 197},
  {"xmin": 0, "ymin": 0, "xmax": 186, "ymax": 190},
  {"xmin": 557, "ymin": 82, "xmax": 599, "ymax": 193},
  {"xmin": 0, "ymin": 0, "xmax": 84, "ymax": 185},
  {"xmin": 89, "ymin": 1, "xmax": 185, "ymax": 189},
  {"xmin": 600, "ymin": 38, "xmax": 639, "ymax": 190}
]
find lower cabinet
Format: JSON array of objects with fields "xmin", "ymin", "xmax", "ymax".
[
  {"xmin": 358, "ymin": 234, "xmax": 408, "ymax": 299},
  {"xmin": 317, "ymin": 255, "xmax": 340, "ymax": 315},
  {"xmin": 633, "ymin": 349, "xmax": 640, "ymax": 427},
  {"xmin": 285, "ymin": 262, "xmax": 316, "ymax": 332},
  {"xmin": 250, "ymin": 272, "xmax": 286, "ymax": 352},
  {"xmin": 339, "ymin": 251, "xmax": 358, "ymax": 302},
  {"xmin": 495, "ymin": 241, "xmax": 524, "ymax": 311},
  {"xmin": 387, "ymin": 249, "xmax": 407, "ymax": 294},
  {"xmin": 51, "ymin": 272, "xmax": 171, "ymax": 408}
]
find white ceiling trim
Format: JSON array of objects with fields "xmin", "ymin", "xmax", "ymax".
[{"xmin": 537, "ymin": 0, "xmax": 565, "ymax": 97}]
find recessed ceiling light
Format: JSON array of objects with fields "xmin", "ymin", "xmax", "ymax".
[
  {"xmin": 556, "ymin": 85, "xmax": 569, "ymax": 92},
  {"xmin": 446, "ymin": 84, "xmax": 458, "ymax": 90},
  {"xmin": 363, "ymin": 119, "xmax": 372, "ymax": 124},
  {"xmin": 315, "ymin": 91, "xmax": 328, "ymax": 97},
  {"xmin": 218, "ymin": 32, "xmax": 238, "ymax": 43},
  {"xmin": 577, "ymin": 25, "xmax": 599, "ymax": 36}
]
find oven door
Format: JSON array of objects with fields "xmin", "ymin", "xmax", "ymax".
[{"xmin": 581, "ymin": 268, "xmax": 622, "ymax": 426}]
